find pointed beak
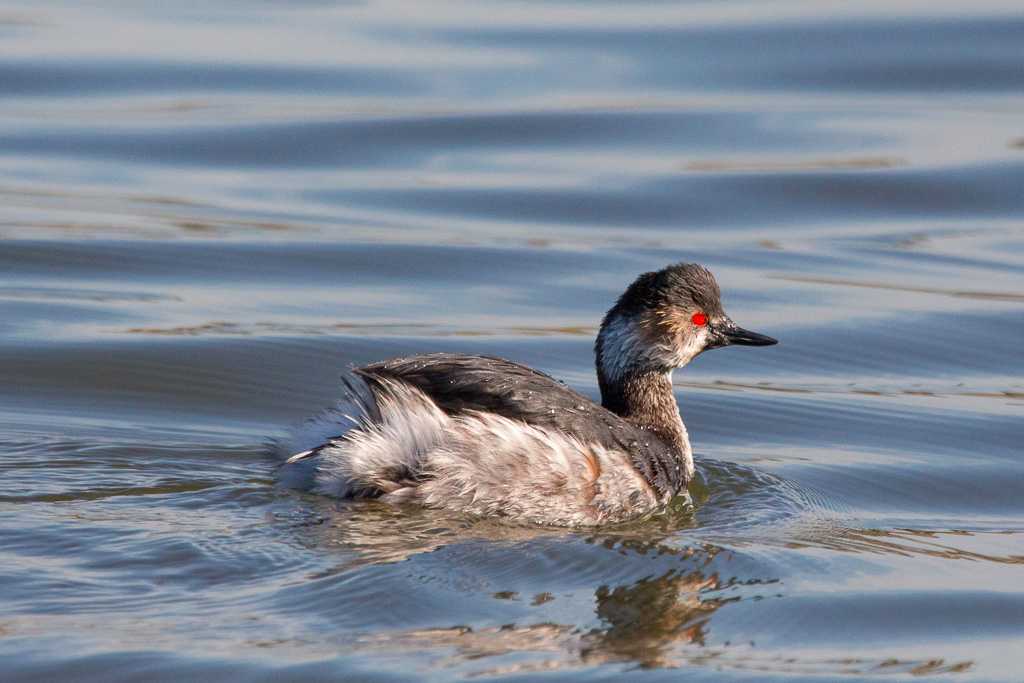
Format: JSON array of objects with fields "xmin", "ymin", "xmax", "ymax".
[
  {"xmin": 724, "ymin": 325, "xmax": 778, "ymax": 346},
  {"xmin": 709, "ymin": 318, "xmax": 778, "ymax": 349}
]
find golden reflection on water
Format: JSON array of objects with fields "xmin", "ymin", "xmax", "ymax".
[
  {"xmin": 127, "ymin": 321, "xmax": 596, "ymax": 337},
  {"xmin": 775, "ymin": 274, "xmax": 1024, "ymax": 303},
  {"xmin": 675, "ymin": 379, "xmax": 1024, "ymax": 402},
  {"xmin": 685, "ymin": 156, "xmax": 906, "ymax": 173},
  {"xmin": 790, "ymin": 527, "xmax": 1024, "ymax": 564},
  {"xmin": 352, "ymin": 624, "xmax": 974, "ymax": 678}
]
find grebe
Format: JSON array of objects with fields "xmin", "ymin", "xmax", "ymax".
[{"xmin": 282, "ymin": 263, "xmax": 776, "ymax": 526}]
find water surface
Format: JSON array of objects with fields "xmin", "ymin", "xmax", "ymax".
[{"xmin": 1, "ymin": 1, "xmax": 1023, "ymax": 680}]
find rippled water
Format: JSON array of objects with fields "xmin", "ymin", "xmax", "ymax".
[{"xmin": 1, "ymin": 1, "xmax": 1023, "ymax": 680}]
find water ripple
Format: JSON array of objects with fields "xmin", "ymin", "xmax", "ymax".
[{"xmin": 2, "ymin": 0, "xmax": 1023, "ymax": 679}]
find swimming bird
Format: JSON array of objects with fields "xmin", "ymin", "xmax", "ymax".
[{"xmin": 283, "ymin": 263, "xmax": 776, "ymax": 526}]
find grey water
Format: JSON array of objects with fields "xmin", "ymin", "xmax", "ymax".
[{"xmin": 1, "ymin": 1, "xmax": 1023, "ymax": 680}]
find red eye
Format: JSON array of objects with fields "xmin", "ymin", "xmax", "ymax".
[{"xmin": 691, "ymin": 312, "xmax": 708, "ymax": 326}]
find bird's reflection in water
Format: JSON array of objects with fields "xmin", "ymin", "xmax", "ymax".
[
  {"xmin": 281, "ymin": 495, "xmax": 738, "ymax": 673},
  {"xmin": 279, "ymin": 493, "xmax": 978, "ymax": 677},
  {"xmin": 588, "ymin": 562, "xmax": 725, "ymax": 665},
  {"xmin": 354, "ymin": 566, "xmax": 728, "ymax": 676}
]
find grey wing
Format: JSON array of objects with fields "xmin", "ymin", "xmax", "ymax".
[{"xmin": 356, "ymin": 353, "xmax": 614, "ymax": 438}]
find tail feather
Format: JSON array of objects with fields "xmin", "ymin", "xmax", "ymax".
[
  {"xmin": 315, "ymin": 378, "xmax": 449, "ymax": 497},
  {"xmin": 275, "ymin": 372, "xmax": 380, "ymax": 463},
  {"xmin": 280, "ymin": 375, "xmax": 450, "ymax": 498},
  {"xmin": 341, "ymin": 372, "xmax": 380, "ymax": 423}
]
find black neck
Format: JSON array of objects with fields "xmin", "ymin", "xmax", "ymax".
[{"xmin": 599, "ymin": 369, "xmax": 687, "ymax": 455}]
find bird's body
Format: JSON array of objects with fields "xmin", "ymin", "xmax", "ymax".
[{"xmin": 282, "ymin": 263, "xmax": 776, "ymax": 526}]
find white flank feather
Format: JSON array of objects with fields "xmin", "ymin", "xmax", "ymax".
[{"xmin": 310, "ymin": 380, "xmax": 450, "ymax": 498}]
